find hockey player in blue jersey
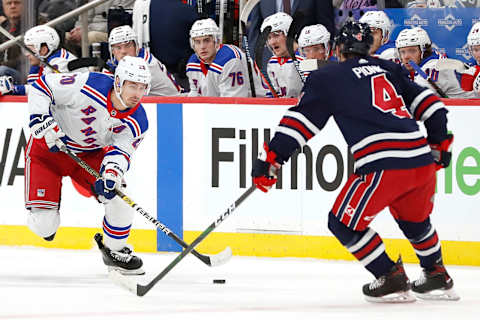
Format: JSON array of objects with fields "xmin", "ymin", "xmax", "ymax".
[
  {"xmin": 26, "ymin": 56, "xmax": 151, "ymax": 275},
  {"xmin": 252, "ymin": 21, "xmax": 458, "ymax": 303},
  {"xmin": 0, "ymin": 25, "xmax": 81, "ymax": 96},
  {"xmin": 359, "ymin": 10, "xmax": 397, "ymax": 62}
]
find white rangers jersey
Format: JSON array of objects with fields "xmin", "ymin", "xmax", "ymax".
[
  {"xmin": 412, "ymin": 54, "xmax": 477, "ymax": 99},
  {"xmin": 373, "ymin": 42, "xmax": 398, "ymax": 63},
  {"xmin": 186, "ymin": 44, "xmax": 269, "ymax": 97},
  {"xmin": 267, "ymin": 51, "xmax": 305, "ymax": 98},
  {"xmin": 28, "ymin": 72, "xmax": 148, "ymax": 174},
  {"xmin": 13, "ymin": 48, "xmax": 79, "ymax": 95},
  {"xmin": 106, "ymin": 48, "xmax": 183, "ymax": 96}
]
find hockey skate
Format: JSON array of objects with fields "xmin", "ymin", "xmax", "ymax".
[
  {"xmin": 94, "ymin": 233, "xmax": 145, "ymax": 275},
  {"xmin": 412, "ymin": 260, "xmax": 460, "ymax": 301},
  {"xmin": 363, "ymin": 257, "xmax": 416, "ymax": 303}
]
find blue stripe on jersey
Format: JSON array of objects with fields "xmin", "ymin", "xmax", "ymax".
[
  {"xmin": 80, "ymin": 88, "xmax": 107, "ymax": 108},
  {"xmin": 349, "ymin": 171, "xmax": 383, "ymax": 229}
]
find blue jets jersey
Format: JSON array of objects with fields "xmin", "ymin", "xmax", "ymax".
[{"xmin": 269, "ymin": 56, "xmax": 449, "ymax": 174}]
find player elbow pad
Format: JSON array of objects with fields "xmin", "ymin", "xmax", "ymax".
[{"xmin": 460, "ymin": 65, "xmax": 480, "ymax": 92}]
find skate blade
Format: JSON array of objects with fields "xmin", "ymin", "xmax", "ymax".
[
  {"xmin": 365, "ymin": 291, "xmax": 416, "ymax": 303},
  {"xmin": 107, "ymin": 265, "xmax": 145, "ymax": 276},
  {"xmin": 414, "ymin": 288, "xmax": 460, "ymax": 301}
]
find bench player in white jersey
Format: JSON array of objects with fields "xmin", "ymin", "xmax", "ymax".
[
  {"xmin": 186, "ymin": 18, "xmax": 266, "ymax": 97},
  {"xmin": 0, "ymin": 25, "xmax": 80, "ymax": 96},
  {"xmin": 297, "ymin": 24, "xmax": 332, "ymax": 77},
  {"xmin": 456, "ymin": 22, "xmax": 480, "ymax": 95},
  {"xmin": 395, "ymin": 27, "xmax": 477, "ymax": 99},
  {"xmin": 26, "ymin": 56, "xmax": 151, "ymax": 275},
  {"xmin": 106, "ymin": 25, "xmax": 183, "ymax": 96},
  {"xmin": 359, "ymin": 10, "xmax": 397, "ymax": 62},
  {"xmin": 262, "ymin": 12, "xmax": 304, "ymax": 98}
]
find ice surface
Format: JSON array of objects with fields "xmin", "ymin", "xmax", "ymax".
[{"xmin": 0, "ymin": 246, "xmax": 478, "ymax": 320}]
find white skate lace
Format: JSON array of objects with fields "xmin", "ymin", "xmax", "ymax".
[
  {"xmin": 369, "ymin": 277, "xmax": 386, "ymax": 290},
  {"xmin": 414, "ymin": 272, "xmax": 427, "ymax": 286},
  {"xmin": 110, "ymin": 248, "xmax": 133, "ymax": 263}
]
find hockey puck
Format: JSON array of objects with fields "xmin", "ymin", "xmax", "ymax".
[{"xmin": 213, "ymin": 279, "xmax": 226, "ymax": 284}]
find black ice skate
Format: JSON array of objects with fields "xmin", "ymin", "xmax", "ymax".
[
  {"xmin": 94, "ymin": 233, "xmax": 145, "ymax": 275},
  {"xmin": 412, "ymin": 260, "xmax": 460, "ymax": 301},
  {"xmin": 363, "ymin": 257, "xmax": 415, "ymax": 303}
]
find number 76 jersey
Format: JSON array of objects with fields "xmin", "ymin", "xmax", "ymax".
[{"xmin": 269, "ymin": 56, "xmax": 448, "ymax": 175}]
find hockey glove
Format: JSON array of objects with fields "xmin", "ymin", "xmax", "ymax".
[
  {"xmin": 459, "ymin": 65, "xmax": 480, "ymax": 92},
  {"xmin": 430, "ymin": 134, "xmax": 453, "ymax": 170},
  {"xmin": 251, "ymin": 143, "xmax": 281, "ymax": 193},
  {"xmin": 30, "ymin": 114, "xmax": 68, "ymax": 152},
  {"xmin": 0, "ymin": 76, "xmax": 13, "ymax": 95},
  {"xmin": 94, "ymin": 162, "xmax": 124, "ymax": 200}
]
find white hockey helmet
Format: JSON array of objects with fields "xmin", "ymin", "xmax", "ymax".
[
  {"xmin": 298, "ymin": 24, "xmax": 331, "ymax": 56},
  {"xmin": 114, "ymin": 56, "xmax": 151, "ymax": 107},
  {"xmin": 359, "ymin": 10, "xmax": 392, "ymax": 43},
  {"xmin": 260, "ymin": 12, "xmax": 293, "ymax": 36},
  {"xmin": 24, "ymin": 25, "xmax": 60, "ymax": 59},
  {"xmin": 467, "ymin": 22, "xmax": 480, "ymax": 48},
  {"xmin": 108, "ymin": 25, "xmax": 139, "ymax": 61},
  {"xmin": 395, "ymin": 27, "xmax": 431, "ymax": 58},
  {"xmin": 189, "ymin": 18, "xmax": 221, "ymax": 49}
]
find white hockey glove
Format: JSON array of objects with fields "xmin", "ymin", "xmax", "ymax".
[
  {"xmin": 459, "ymin": 65, "xmax": 480, "ymax": 93},
  {"xmin": 30, "ymin": 115, "xmax": 67, "ymax": 152},
  {"xmin": 94, "ymin": 162, "xmax": 124, "ymax": 200},
  {"xmin": 0, "ymin": 75, "xmax": 13, "ymax": 95}
]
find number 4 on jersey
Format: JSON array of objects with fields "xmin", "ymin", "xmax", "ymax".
[{"xmin": 371, "ymin": 74, "xmax": 411, "ymax": 119}]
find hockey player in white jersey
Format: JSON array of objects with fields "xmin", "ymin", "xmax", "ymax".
[
  {"xmin": 456, "ymin": 22, "xmax": 480, "ymax": 94},
  {"xmin": 106, "ymin": 25, "xmax": 183, "ymax": 96},
  {"xmin": 186, "ymin": 18, "xmax": 266, "ymax": 97},
  {"xmin": 395, "ymin": 27, "xmax": 477, "ymax": 98},
  {"xmin": 25, "ymin": 56, "xmax": 151, "ymax": 275},
  {"xmin": 262, "ymin": 12, "xmax": 304, "ymax": 98},
  {"xmin": 0, "ymin": 25, "xmax": 79, "ymax": 96},
  {"xmin": 359, "ymin": 10, "xmax": 397, "ymax": 62}
]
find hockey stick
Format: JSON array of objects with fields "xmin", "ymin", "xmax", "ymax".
[
  {"xmin": 67, "ymin": 57, "xmax": 113, "ymax": 73},
  {"xmin": 409, "ymin": 60, "xmax": 448, "ymax": 98},
  {"xmin": 286, "ymin": 11, "xmax": 306, "ymax": 84},
  {"xmin": 255, "ymin": 26, "xmax": 279, "ymax": 97},
  {"xmin": 239, "ymin": 0, "xmax": 260, "ymax": 97},
  {"xmin": 110, "ymin": 184, "xmax": 256, "ymax": 296},
  {"xmin": 0, "ymin": 25, "xmax": 60, "ymax": 74},
  {"xmin": 59, "ymin": 144, "xmax": 232, "ymax": 267}
]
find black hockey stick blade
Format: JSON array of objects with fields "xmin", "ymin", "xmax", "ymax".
[
  {"xmin": 59, "ymin": 144, "xmax": 232, "ymax": 268},
  {"xmin": 67, "ymin": 57, "xmax": 113, "ymax": 73},
  {"xmin": 254, "ymin": 26, "xmax": 279, "ymax": 97},
  {"xmin": 286, "ymin": 11, "xmax": 306, "ymax": 83},
  {"xmin": 110, "ymin": 185, "xmax": 257, "ymax": 297}
]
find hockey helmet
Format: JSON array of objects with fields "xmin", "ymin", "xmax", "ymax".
[
  {"xmin": 24, "ymin": 25, "xmax": 60, "ymax": 59},
  {"xmin": 467, "ymin": 22, "xmax": 480, "ymax": 48},
  {"xmin": 189, "ymin": 18, "xmax": 221, "ymax": 49},
  {"xmin": 114, "ymin": 56, "xmax": 151, "ymax": 107},
  {"xmin": 359, "ymin": 11, "xmax": 392, "ymax": 43},
  {"xmin": 335, "ymin": 21, "xmax": 373, "ymax": 56},
  {"xmin": 395, "ymin": 27, "xmax": 431, "ymax": 58},
  {"xmin": 260, "ymin": 12, "xmax": 293, "ymax": 36},
  {"xmin": 108, "ymin": 25, "xmax": 139, "ymax": 61},
  {"xmin": 298, "ymin": 24, "xmax": 331, "ymax": 56}
]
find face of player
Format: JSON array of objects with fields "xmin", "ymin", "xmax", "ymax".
[
  {"xmin": 192, "ymin": 35, "xmax": 217, "ymax": 64},
  {"xmin": 369, "ymin": 28, "xmax": 383, "ymax": 55},
  {"xmin": 302, "ymin": 44, "xmax": 327, "ymax": 60},
  {"xmin": 24, "ymin": 44, "xmax": 48, "ymax": 66},
  {"xmin": 115, "ymin": 80, "xmax": 147, "ymax": 110},
  {"xmin": 398, "ymin": 46, "xmax": 422, "ymax": 72},
  {"xmin": 111, "ymin": 40, "xmax": 137, "ymax": 62},
  {"xmin": 470, "ymin": 45, "xmax": 480, "ymax": 65},
  {"xmin": 267, "ymin": 31, "xmax": 289, "ymax": 57}
]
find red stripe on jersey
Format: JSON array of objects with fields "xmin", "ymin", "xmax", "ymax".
[
  {"xmin": 414, "ymin": 95, "xmax": 439, "ymax": 120},
  {"xmin": 353, "ymin": 235, "xmax": 382, "ymax": 260},
  {"xmin": 339, "ymin": 174, "xmax": 375, "ymax": 226},
  {"xmin": 280, "ymin": 117, "xmax": 313, "ymax": 140},
  {"xmin": 353, "ymin": 138, "xmax": 428, "ymax": 160},
  {"xmin": 412, "ymin": 232, "xmax": 439, "ymax": 250},
  {"xmin": 37, "ymin": 77, "xmax": 53, "ymax": 98},
  {"xmin": 332, "ymin": 175, "xmax": 362, "ymax": 216},
  {"xmin": 84, "ymin": 85, "xmax": 107, "ymax": 104}
]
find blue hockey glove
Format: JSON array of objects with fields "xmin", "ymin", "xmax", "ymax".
[
  {"xmin": 251, "ymin": 143, "xmax": 281, "ymax": 193},
  {"xmin": 94, "ymin": 163, "xmax": 123, "ymax": 200}
]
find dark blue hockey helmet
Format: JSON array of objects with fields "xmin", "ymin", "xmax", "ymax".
[{"xmin": 335, "ymin": 21, "xmax": 373, "ymax": 56}]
